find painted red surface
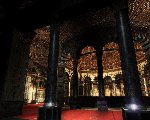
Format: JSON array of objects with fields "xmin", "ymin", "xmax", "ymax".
[{"xmin": 16, "ymin": 104, "xmax": 123, "ymax": 120}]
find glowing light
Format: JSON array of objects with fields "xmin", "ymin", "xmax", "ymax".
[
  {"xmin": 44, "ymin": 102, "xmax": 56, "ymax": 107},
  {"xmin": 128, "ymin": 104, "xmax": 139, "ymax": 110}
]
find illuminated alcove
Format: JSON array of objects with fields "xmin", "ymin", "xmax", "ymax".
[
  {"xmin": 64, "ymin": 42, "xmax": 148, "ymax": 97},
  {"xmin": 24, "ymin": 28, "xmax": 149, "ymax": 103}
]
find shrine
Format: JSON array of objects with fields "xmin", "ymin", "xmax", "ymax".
[{"xmin": 0, "ymin": 0, "xmax": 150, "ymax": 120}]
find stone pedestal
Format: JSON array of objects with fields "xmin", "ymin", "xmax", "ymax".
[
  {"xmin": 70, "ymin": 97, "xmax": 81, "ymax": 109},
  {"xmin": 38, "ymin": 106, "xmax": 61, "ymax": 120},
  {"xmin": 0, "ymin": 101, "xmax": 24, "ymax": 118},
  {"xmin": 122, "ymin": 108, "xmax": 150, "ymax": 120},
  {"xmin": 97, "ymin": 100, "xmax": 108, "ymax": 111}
]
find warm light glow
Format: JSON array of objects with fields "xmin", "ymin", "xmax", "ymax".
[{"xmin": 64, "ymin": 43, "xmax": 146, "ymax": 73}]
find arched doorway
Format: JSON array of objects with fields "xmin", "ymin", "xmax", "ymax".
[
  {"xmin": 64, "ymin": 53, "xmax": 73, "ymax": 97},
  {"xmin": 101, "ymin": 41, "xmax": 148, "ymax": 97},
  {"xmin": 23, "ymin": 28, "xmax": 149, "ymax": 105},
  {"xmin": 78, "ymin": 46, "xmax": 98, "ymax": 96},
  {"xmin": 102, "ymin": 42, "xmax": 123, "ymax": 97},
  {"xmin": 134, "ymin": 42, "xmax": 148, "ymax": 96}
]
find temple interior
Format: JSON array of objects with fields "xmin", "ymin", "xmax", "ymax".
[
  {"xmin": 0, "ymin": 0, "xmax": 150, "ymax": 120},
  {"xmin": 25, "ymin": 40, "xmax": 148, "ymax": 104}
]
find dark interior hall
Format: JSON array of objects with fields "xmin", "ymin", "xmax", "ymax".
[{"xmin": 0, "ymin": 0, "xmax": 150, "ymax": 120}]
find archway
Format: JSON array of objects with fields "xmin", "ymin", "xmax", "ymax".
[
  {"xmin": 64, "ymin": 53, "xmax": 73, "ymax": 97},
  {"xmin": 102, "ymin": 42, "xmax": 123, "ymax": 96},
  {"xmin": 24, "ymin": 29, "xmax": 149, "ymax": 105},
  {"xmin": 134, "ymin": 42, "xmax": 148, "ymax": 96},
  {"xmin": 101, "ymin": 41, "xmax": 148, "ymax": 97},
  {"xmin": 78, "ymin": 46, "xmax": 98, "ymax": 96}
]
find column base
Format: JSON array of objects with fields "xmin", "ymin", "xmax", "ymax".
[
  {"xmin": 70, "ymin": 104, "xmax": 81, "ymax": 109},
  {"xmin": 122, "ymin": 107, "xmax": 150, "ymax": 120},
  {"xmin": 70, "ymin": 97, "xmax": 81, "ymax": 109},
  {"xmin": 125, "ymin": 104, "xmax": 145, "ymax": 111},
  {"xmin": 0, "ymin": 101, "xmax": 23, "ymax": 117},
  {"xmin": 38, "ymin": 106, "xmax": 61, "ymax": 120},
  {"xmin": 97, "ymin": 100, "xmax": 108, "ymax": 111}
]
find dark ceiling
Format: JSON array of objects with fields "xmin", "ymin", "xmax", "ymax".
[
  {"xmin": 1, "ymin": 0, "xmax": 149, "ymax": 72},
  {"xmin": 1, "ymin": 0, "xmax": 149, "ymax": 31},
  {"xmin": 26, "ymin": 0, "xmax": 150, "ymax": 69},
  {"xmin": 1, "ymin": 0, "xmax": 116, "ymax": 30}
]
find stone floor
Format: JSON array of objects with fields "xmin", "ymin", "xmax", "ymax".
[{"xmin": 1, "ymin": 104, "xmax": 123, "ymax": 120}]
